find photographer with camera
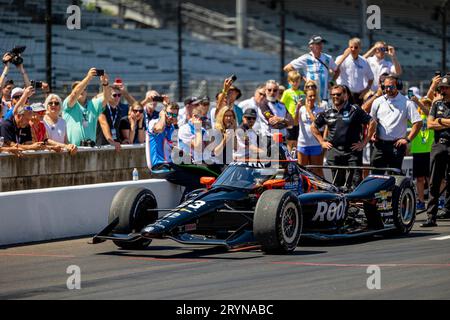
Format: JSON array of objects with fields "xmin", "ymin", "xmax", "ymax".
[
  {"xmin": 214, "ymin": 75, "xmax": 243, "ymax": 125},
  {"xmin": 63, "ymin": 68, "xmax": 111, "ymax": 146},
  {"xmin": 364, "ymin": 41, "xmax": 402, "ymax": 91},
  {"xmin": 1, "ymin": 47, "xmax": 31, "ymax": 90}
]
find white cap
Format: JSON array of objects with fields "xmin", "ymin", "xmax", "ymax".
[
  {"xmin": 11, "ymin": 87, "xmax": 24, "ymax": 98},
  {"xmin": 409, "ymin": 86, "xmax": 421, "ymax": 99}
]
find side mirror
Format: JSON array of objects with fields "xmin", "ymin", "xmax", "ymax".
[
  {"xmin": 200, "ymin": 177, "xmax": 216, "ymax": 189},
  {"xmin": 262, "ymin": 179, "xmax": 285, "ymax": 190}
]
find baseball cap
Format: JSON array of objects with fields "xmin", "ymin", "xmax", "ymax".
[
  {"xmin": 184, "ymin": 96, "xmax": 201, "ymax": 106},
  {"xmin": 11, "ymin": 87, "xmax": 24, "ymax": 98},
  {"xmin": 30, "ymin": 102, "xmax": 46, "ymax": 112},
  {"xmin": 309, "ymin": 35, "xmax": 326, "ymax": 45},
  {"xmin": 243, "ymin": 108, "xmax": 257, "ymax": 118},
  {"xmin": 438, "ymin": 75, "xmax": 450, "ymax": 88}
]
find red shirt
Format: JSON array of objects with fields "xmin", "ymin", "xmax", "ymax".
[{"xmin": 31, "ymin": 122, "xmax": 47, "ymax": 142}]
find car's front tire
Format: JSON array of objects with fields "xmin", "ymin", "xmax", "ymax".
[
  {"xmin": 392, "ymin": 178, "xmax": 416, "ymax": 234},
  {"xmin": 109, "ymin": 187, "xmax": 158, "ymax": 250},
  {"xmin": 254, "ymin": 190, "xmax": 302, "ymax": 254}
]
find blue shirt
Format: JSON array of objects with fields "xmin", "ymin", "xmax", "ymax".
[{"xmin": 146, "ymin": 118, "xmax": 176, "ymax": 170}]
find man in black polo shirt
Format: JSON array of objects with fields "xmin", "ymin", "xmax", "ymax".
[
  {"xmin": 311, "ymin": 85, "xmax": 374, "ymax": 188},
  {"xmin": 422, "ymin": 75, "xmax": 450, "ymax": 227},
  {"xmin": 0, "ymin": 106, "xmax": 45, "ymax": 151}
]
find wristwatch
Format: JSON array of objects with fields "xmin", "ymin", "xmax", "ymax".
[{"xmin": 405, "ymin": 137, "xmax": 411, "ymax": 143}]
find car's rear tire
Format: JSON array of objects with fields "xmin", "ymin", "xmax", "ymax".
[
  {"xmin": 254, "ymin": 190, "xmax": 302, "ymax": 254},
  {"xmin": 392, "ymin": 178, "xmax": 416, "ymax": 234},
  {"xmin": 109, "ymin": 187, "xmax": 158, "ymax": 250}
]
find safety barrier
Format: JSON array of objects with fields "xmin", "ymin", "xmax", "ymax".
[{"xmin": 0, "ymin": 179, "xmax": 183, "ymax": 247}]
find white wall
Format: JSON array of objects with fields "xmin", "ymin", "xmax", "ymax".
[{"xmin": 0, "ymin": 180, "xmax": 183, "ymax": 246}]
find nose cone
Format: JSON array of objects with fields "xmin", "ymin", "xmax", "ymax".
[{"xmin": 141, "ymin": 225, "xmax": 166, "ymax": 239}]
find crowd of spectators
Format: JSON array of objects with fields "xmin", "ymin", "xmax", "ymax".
[{"xmin": 1, "ymin": 35, "xmax": 450, "ymax": 225}]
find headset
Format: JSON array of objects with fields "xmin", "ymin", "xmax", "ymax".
[{"xmin": 380, "ymin": 74, "xmax": 403, "ymax": 91}]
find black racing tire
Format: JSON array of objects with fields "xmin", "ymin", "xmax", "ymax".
[
  {"xmin": 392, "ymin": 178, "xmax": 416, "ymax": 234},
  {"xmin": 253, "ymin": 190, "xmax": 302, "ymax": 254},
  {"xmin": 109, "ymin": 187, "xmax": 159, "ymax": 250}
]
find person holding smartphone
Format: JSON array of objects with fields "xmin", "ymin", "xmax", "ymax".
[{"xmin": 62, "ymin": 68, "xmax": 111, "ymax": 146}]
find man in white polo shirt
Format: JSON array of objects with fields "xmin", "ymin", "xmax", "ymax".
[
  {"xmin": 368, "ymin": 75, "xmax": 422, "ymax": 171},
  {"xmin": 335, "ymin": 38, "xmax": 374, "ymax": 106}
]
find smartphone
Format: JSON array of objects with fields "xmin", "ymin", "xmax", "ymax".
[
  {"xmin": 153, "ymin": 95, "xmax": 164, "ymax": 102},
  {"xmin": 407, "ymin": 89, "xmax": 414, "ymax": 99},
  {"xmin": 95, "ymin": 69, "xmax": 105, "ymax": 76},
  {"xmin": 30, "ymin": 80, "xmax": 43, "ymax": 89},
  {"xmin": 229, "ymin": 74, "xmax": 237, "ymax": 82}
]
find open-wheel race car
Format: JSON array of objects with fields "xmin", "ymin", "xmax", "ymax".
[{"xmin": 92, "ymin": 143, "xmax": 416, "ymax": 254}]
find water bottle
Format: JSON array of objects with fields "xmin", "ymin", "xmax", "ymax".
[{"xmin": 132, "ymin": 168, "xmax": 139, "ymax": 181}]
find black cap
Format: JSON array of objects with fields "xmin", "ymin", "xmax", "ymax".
[
  {"xmin": 438, "ymin": 75, "xmax": 450, "ymax": 88},
  {"xmin": 243, "ymin": 108, "xmax": 257, "ymax": 118},
  {"xmin": 184, "ymin": 96, "xmax": 200, "ymax": 106},
  {"xmin": 309, "ymin": 35, "xmax": 326, "ymax": 45}
]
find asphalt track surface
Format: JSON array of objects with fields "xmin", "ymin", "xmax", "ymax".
[{"xmin": 1, "ymin": 215, "xmax": 449, "ymax": 300}]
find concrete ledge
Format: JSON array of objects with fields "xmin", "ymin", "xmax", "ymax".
[
  {"xmin": 0, "ymin": 179, "xmax": 184, "ymax": 246},
  {"xmin": 0, "ymin": 144, "xmax": 150, "ymax": 192}
]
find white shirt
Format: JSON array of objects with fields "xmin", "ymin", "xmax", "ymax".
[
  {"xmin": 370, "ymin": 93, "xmax": 422, "ymax": 141},
  {"xmin": 367, "ymin": 56, "xmax": 397, "ymax": 91},
  {"xmin": 336, "ymin": 55, "xmax": 374, "ymax": 93},
  {"xmin": 43, "ymin": 117, "xmax": 67, "ymax": 144},
  {"xmin": 257, "ymin": 101, "xmax": 288, "ymax": 137},
  {"xmin": 234, "ymin": 127, "xmax": 259, "ymax": 159},
  {"xmin": 289, "ymin": 52, "xmax": 337, "ymax": 101},
  {"xmin": 178, "ymin": 122, "xmax": 213, "ymax": 164},
  {"xmin": 297, "ymin": 105, "xmax": 325, "ymax": 147}
]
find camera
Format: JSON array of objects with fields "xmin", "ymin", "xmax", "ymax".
[
  {"xmin": 435, "ymin": 71, "xmax": 442, "ymax": 77},
  {"xmin": 2, "ymin": 46, "xmax": 26, "ymax": 66},
  {"xmin": 95, "ymin": 69, "xmax": 105, "ymax": 76},
  {"xmin": 152, "ymin": 95, "xmax": 164, "ymax": 102},
  {"xmin": 80, "ymin": 139, "xmax": 96, "ymax": 147},
  {"xmin": 30, "ymin": 80, "xmax": 43, "ymax": 90},
  {"xmin": 229, "ymin": 74, "xmax": 237, "ymax": 83}
]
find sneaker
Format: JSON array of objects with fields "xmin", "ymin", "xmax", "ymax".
[
  {"xmin": 437, "ymin": 210, "xmax": 450, "ymax": 219},
  {"xmin": 416, "ymin": 201, "xmax": 426, "ymax": 210},
  {"xmin": 420, "ymin": 219, "xmax": 437, "ymax": 227}
]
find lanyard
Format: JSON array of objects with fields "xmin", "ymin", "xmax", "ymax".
[{"xmin": 107, "ymin": 105, "xmax": 118, "ymax": 126}]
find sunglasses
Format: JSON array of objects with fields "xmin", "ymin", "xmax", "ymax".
[
  {"xmin": 267, "ymin": 88, "xmax": 278, "ymax": 93},
  {"xmin": 132, "ymin": 109, "xmax": 144, "ymax": 113},
  {"xmin": 35, "ymin": 110, "xmax": 46, "ymax": 115},
  {"xmin": 257, "ymin": 92, "xmax": 266, "ymax": 97},
  {"xmin": 194, "ymin": 115, "xmax": 208, "ymax": 121},
  {"xmin": 166, "ymin": 112, "xmax": 178, "ymax": 118},
  {"xmin": 384, "ymin": 85, "xmax": 396, "ymax": 90},
  {"xmin": 48, "ymin": 101, "xmax": 60, "ymax": 106},
  {"xmin": 112, "ymin": 93, "xmax": 122, "ymax": 98},
  {"xmin": 305, "ymin": 85, "xmax": 317, "ymax": 89},
  {"xmin": 245, "ymin": 117, "xmax": 256, "ymax": 121},
  {"xmin": 331, "ymin": 93, "xmax": 343, "ymax": 97}
]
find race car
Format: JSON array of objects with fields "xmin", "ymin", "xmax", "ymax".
[{"xmin": 92, "ymin": 144, "xmax": 416, "ymax": 254}]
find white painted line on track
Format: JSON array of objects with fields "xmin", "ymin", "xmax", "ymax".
[{"xmin": 430, "ymin": 235, "xmax": 450, "ymax": 241}]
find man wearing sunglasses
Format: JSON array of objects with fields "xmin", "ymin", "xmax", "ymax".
[
  {"xmin": 364, "ymin": 41, "xmax": 402, "ymax": 92},
  {"xmin": 311, "ymin": 85, "xmax": 375, "ymax": 189},
  {"xmin": 368, "ymin": 76, "xmax": 422, "ymax": 173},
  {"xmin": 63, "ymin": 68, "xmax": 111, "ymax": 146}
]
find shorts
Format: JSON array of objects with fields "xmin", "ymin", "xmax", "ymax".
[
  {"xmin": 412, "ymin": 152, "xmax": 430, "ymax": 178},
  {"xmin": 287, "ymin": 126, "xmax": 299, "ymax": 141},
  {"xmin": 297, "ymin": 145, "xmax": 323, "ymax": 156}
]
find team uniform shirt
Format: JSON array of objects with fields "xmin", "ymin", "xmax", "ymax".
[
  {"xmin": 297, "ymin": 104, "xmax": 325, "ymax": 148},
  {"xmin": 257, "ymin": 101, "xmax": 289, "ymax": 137},
  {"xmin": 336, "ymin": 55, "xmax": 374, "ymax": 93},
  {"xmin": 178, "ymin": 121, "xmax": 212, "ymax": 164},
  {"xmin": 0, "ymin": 118, "xmax": 32, "ymax": 144},
  {"xmin": 62, "ymin": 97, "xmax": 104, "ymax": 146},
  {"xmin": 370, "ymin": 93, "xmax": 422, "ymax": 141},
  {"xmin": 289, "ymin": 52, "xmax": 337, "ymax": 101},
  {"xmin": 314, "ymin": 102, "xmax": 372, "ymax": 150},
  {"xmin": 429, "ymin": 100, "xmax": 450, "ymax": 143},
  {"xmin": 280, "ymin": 88, "xmax": 305, "ymax": 118},
  {"xmin": 367, "ymin": 56, "xmax": 397, "ymax": 91},
  {"xmin": 411, "ymin": 111, "xmax": 434, "ymax": 154},
  {"xmin": 145, "ymin": 118, "xmax": 176, "ymax": 170}
]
